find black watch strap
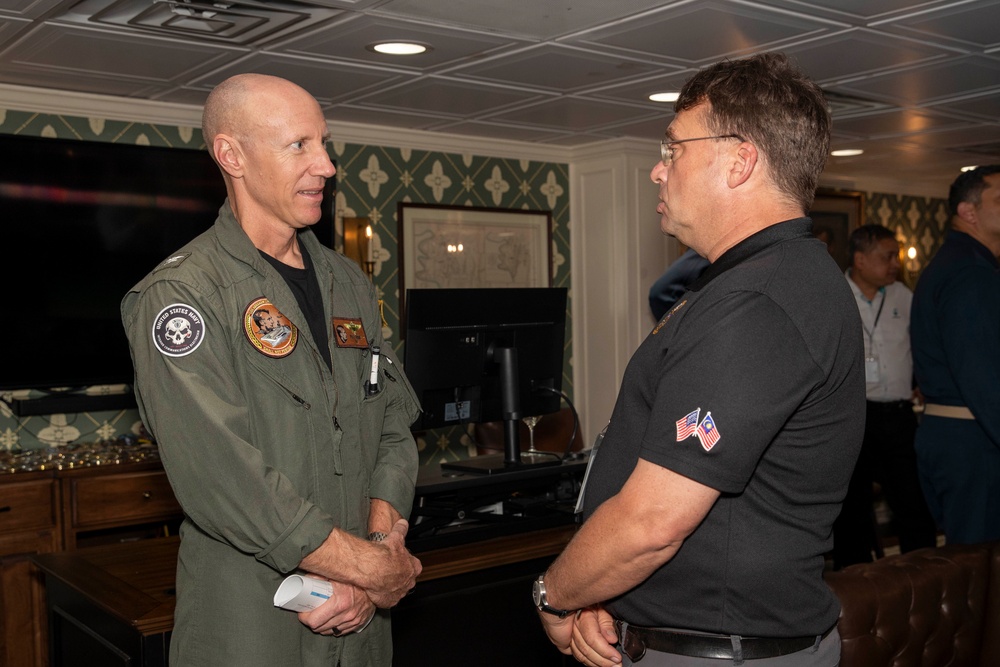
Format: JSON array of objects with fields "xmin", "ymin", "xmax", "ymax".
[{"xmin": 533, "ymin": 575, "xmax": 573, "ymax": 618}]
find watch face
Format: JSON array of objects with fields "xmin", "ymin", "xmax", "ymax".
[{"xmin": 532, "ymin": 579, "xmax": 543, "ymax": 607}]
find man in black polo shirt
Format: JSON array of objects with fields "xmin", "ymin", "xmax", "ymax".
[{"xmin": 532, "ymin": 53, "xmax": 864, "ymax": 666}]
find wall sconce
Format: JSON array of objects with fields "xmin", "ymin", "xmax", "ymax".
[
  {"xmin": 343, "ymin": 216, "xmax": 375, "ymax": 280},
  {"xmin": 904, "ymin": 245, "xmax": 921, "ymax": 287}
]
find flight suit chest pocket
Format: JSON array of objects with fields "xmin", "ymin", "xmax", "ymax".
[{"xmin": 359, "ymin": 361, "xmax": 390, "ymax": 462}]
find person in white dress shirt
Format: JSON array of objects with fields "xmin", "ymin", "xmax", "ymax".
[{"xmin": 832, "ymin": 224, "xmax": 937, "ymax": 569}]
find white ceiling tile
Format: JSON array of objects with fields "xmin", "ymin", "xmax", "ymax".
[
  {"xmin": 833, "ymin": 55, "xmax": 1000, "ymax": 104},
  {"xmin": 355, "ymin": 78, "xmax": 545, "ymax": 117},
  {"xmin": 193, "ymin": 54, "xmax": 405, "ymax": 104},
  {"xmin": 449, "ymin": 44, "xmax": 662, "ymax": 93},
  {"xmin": 0, "ymin": 0, "xmax": 68, "ymax": 19},
  {"xmin": 275, "ymin": 14, "xmax": 520, "ymax": 68},
  {"xmin": 832, "ymin": 109, "xmax": 974, "ymax": 139},
  {"xmin": 371, "ymin": 0, "xmax": 668, "ymax": 40},
  {"xmin": 884, "ymin": 0, "xmax": 1000, "ymax": 49},
  {"xmin": 489, "ymin": 97, "xmax": 661, "ymax": 132},
  {"xmin": 786, "ymin": 29, "xmax": 956, "ymax": 83},
  {"xmin": 572, "ymin": 1, "xmax": 836, "ymax": 64},
  {"xmin": 0, "ymin": 24, "xmax": 242, "ymax": 83}
]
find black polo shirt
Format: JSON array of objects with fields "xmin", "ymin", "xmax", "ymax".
[{"xmin": 583, "ymin": 218, "xmax": 865, "ymax": 637}]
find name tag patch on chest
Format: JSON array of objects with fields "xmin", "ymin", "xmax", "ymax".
[
  {"xmin": 152, "ymin": 303, "xmax": 206, "ymax": 357},
  {"xmin": 244, "ymin": 297, "xmax": 298, "ymax": 358},
  {"xmin": 333, "ymin": 317, "xmax": 369, "ymax": 348}
]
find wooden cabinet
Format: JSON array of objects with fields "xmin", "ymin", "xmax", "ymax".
[
  {"xmin": 61, "ymin": 467, "xmax": 181, "ymax": 550},
  {"xmin": 0, "ymin": 476, "xmax": 59, "ymax": 667},
  {"xmin": 0, "ymin": 462, "xmax": 182, "ymax": 667}
]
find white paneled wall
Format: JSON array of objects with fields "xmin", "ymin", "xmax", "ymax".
[{"xmin": 570, "ymin": 140, "xmax": 674, "ymax": 445}]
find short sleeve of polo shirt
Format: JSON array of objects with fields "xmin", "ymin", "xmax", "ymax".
[{"xmin": 640, "ymin": 288, "xmax": 822, "ymax": 494}]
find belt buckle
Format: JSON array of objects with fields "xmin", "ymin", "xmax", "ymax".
[{"xmin": 616, "ymin": 621, "xmax": 646, "ymax": 663}]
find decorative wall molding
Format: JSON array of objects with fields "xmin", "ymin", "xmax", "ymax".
[{"xmin": 0, "ymin": 82, "xmax": 575, "ymax": 164}]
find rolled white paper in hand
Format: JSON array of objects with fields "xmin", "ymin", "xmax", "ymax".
[{"xmin": 274, "ymin": 574, "xmax": 334, "ymax": 612}]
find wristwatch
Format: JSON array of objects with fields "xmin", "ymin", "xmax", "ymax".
[{"xmin": 532, "ymin": 575, "xmax": 573, "ymax": 618}]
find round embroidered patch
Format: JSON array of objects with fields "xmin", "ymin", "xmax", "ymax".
[
  {"xmin": 151, "ymin": 303, "xmax": 206, "ymax": 357},
  {"xmin": 243, "ymin": 297, "xmax": 298, "ymax": 358}
]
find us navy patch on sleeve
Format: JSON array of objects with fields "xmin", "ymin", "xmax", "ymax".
[{"xmin": 152, "ymin": 303, "xmax": 206, "ymax": 357}]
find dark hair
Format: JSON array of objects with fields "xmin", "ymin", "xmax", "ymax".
[
  {"xmin": 676, "ymin": 52, "xmax": 831, "ymax": 212},
  {"xmin": 948, "ymin": 165, "xmax": 1000, "ymax": 218},
  {"xmin": 848, "ymin": 224, "xmax": 895, "ymax": 265}
]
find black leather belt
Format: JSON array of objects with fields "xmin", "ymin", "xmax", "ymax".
[
  {"xmin": 866, "ymin": 399, "xmax": 913, "ymax": 411},
  {"xmin": 615, "ymin": 620, "xmax": 828, "ymax": 662}
]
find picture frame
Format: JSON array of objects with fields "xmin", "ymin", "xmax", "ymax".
[
  {"xmin": 809, "ymin": 188, "xmax": 866, "ymax": 272},
  {"xmin": 398, "ymin": 203, "xmax": 553, "ymax": 308}
]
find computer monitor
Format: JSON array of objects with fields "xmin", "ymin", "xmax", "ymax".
[{"xmin": 403, "ymin": 287, "xmax": 568, "ymax": 474}]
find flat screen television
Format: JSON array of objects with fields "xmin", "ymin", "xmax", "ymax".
[
  {"xmin": 403, "ymin": 287, "xmax": 568, "ymax": 474},
  {"xmin": 0, "ymin": 133, "xmax": 334, "ymax": 412}
]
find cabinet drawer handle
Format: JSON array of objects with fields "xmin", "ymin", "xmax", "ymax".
[
  {"xmin": 142, "ymin": 492, "xmax": 152, "ymax": 500},
  {"xmin": 0, "ymin": 506, "xmax": 10, "ymax": 513}
]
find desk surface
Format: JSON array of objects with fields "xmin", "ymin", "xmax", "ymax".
[
  {"xmin": 415, "ymin": 453, "xmax": 589, "ymax": 495},
  {"xmin": 33, "ymin": 524, "xmax": 577, "ymax": 637},
  {"xmin": 34, "ymin": 536, "xmax": 179, "ymax": 636}
]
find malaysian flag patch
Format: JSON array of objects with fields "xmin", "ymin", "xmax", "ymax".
[
  {"xmin": 676, "ymin": 408, "xmax": 700, "ymax": 441},
  {"xmin": 696, "ymin": 412, "xmax": 721, "ymax": 451}
]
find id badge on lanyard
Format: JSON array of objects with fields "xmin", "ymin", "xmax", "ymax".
[
  {"xmin": 865, "ymin": 354, "xmax": 880, "ymax": 383},
  {"xmin": 863, "ymin": 291, "xmax": 885, "ymax": 384},
  {"xmin": 574, "ymin": 423, "xmax": 608, "ymax": 514}
]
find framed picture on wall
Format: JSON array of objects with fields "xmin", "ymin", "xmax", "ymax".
[
  {"xmin": 397, "ymin": 203, "xmax": 552, "ymax": 310},
  {"xmin": 809, "ymin": 188, "xmax": 866, "ymax": 272}
]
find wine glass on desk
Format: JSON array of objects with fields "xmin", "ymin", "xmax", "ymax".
[{"xmin": 522, "ymin": 414, "xmax": 543, "ymax": 457}]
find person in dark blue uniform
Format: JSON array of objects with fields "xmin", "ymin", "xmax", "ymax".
[
  {"xmin": 911, "ymin": 164, "xmax": 1000, "ymax": 545},
  {"xmin": 648, "ymin": 247, "xmax": 709, "ymax": 320},
  {"xmin": 533, "ymin": 53, "xmax": 863, "ymax": 667}
]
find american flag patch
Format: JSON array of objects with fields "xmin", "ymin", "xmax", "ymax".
[
  {"xmin": 696, "ymin": 412, "xmax": 721, "ymax": 451},
  {"xmin": 676, "ymin": 408, "xmax": 700, "ymax": 441}
]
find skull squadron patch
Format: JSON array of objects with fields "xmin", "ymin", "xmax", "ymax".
[
  {"xmin": 152, "ymin": 303, "xmax": 206, "ymax": 357},
  {"xmin": 243, "ymin": 297, "xmax": 298, "ymax": 358}
]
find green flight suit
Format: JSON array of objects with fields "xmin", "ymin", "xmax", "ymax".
[{"xmin": 121, "ymin": 202, "xmax": 420, "ymax": 666}]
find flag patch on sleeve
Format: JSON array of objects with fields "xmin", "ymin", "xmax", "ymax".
[
  {"xmin": 676, "ymin": 408, "xmax": 700, "ymax": 441},
  {"xmin": 696, "ymin": 412, "xmax": 721, "ymax": 451}
]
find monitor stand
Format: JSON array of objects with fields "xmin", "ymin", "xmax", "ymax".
[{"xmin": 441, "ymin": 344, "xmax": 563, "ymax": 475}]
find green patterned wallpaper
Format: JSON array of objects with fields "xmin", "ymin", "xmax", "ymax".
[
  {"xmin": 866, "ymin": 192, "xmax": 950, "ymax": 290},
  {"xmin": 0, "ymin": 109, "xmax": 571, "ymax": 468}
]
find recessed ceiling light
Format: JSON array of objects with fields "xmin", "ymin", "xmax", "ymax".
[
  {"xmin": 961, "ymin": 165, "xmax": 979, "ymax": 172},
  {"xmin": 648, "ymin": 92, "xmax": 679, "ymax": 103},
  {"xmin": 830, "ymin": 149, "xmax": 864, "ymax": 157},
  {"xmin": 368, "ymin": 42, "xmax": 429, "ymax": 56}
]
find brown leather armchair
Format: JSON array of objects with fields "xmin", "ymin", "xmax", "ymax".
[
  {"xmin": 473, "ymin": 407, "xmax": 583, "ymax": 457},
  {"xmin": 824, "ymin": 541, "xmax": 1000, "ymax": 666}
]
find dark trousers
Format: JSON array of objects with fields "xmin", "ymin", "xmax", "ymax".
[
  {"xmin": 832, "ymin": 401, "xmax": 937, "ymax": 569},
  {"xmin": 916, "ymin": 416, "xmax": 1000, "ymax": 544}
]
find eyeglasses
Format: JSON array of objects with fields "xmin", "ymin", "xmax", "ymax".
[{"xmin": 660, "ymin": 134, "xmax": 744, "ymax": 166}]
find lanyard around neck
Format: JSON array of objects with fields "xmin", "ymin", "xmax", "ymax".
[{"xmin": 861, "ymin": 290, "xmax": 886, "ymax": 347}]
